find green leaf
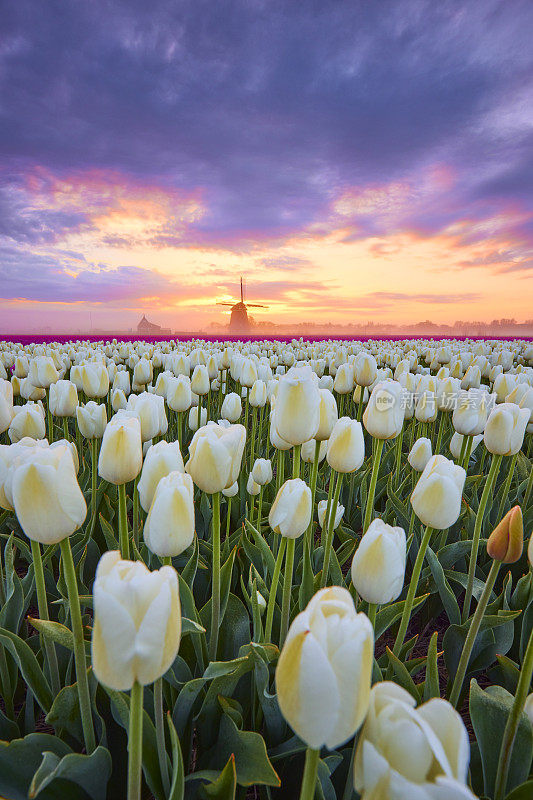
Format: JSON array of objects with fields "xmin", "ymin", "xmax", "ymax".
[
  {"xmin": 210, "ymin": 713, "xmax": 280, "ymax": 787},
  {"xmin": 28, "ymin": 617, "xmax": 74, "ymax": 650},
  {"xmin": 469, "ymin": 680, "xmax": 533, "ymax": 797},
  {"xmin": 0, "ymin": 627, "xmax": 52, "ymax": 712},
  {"xmin": 167, "ymin": 713, "xmax": 185, "ymax": 800},
  {"xmin": 28, "ymin": 746, "xmax": 112, "ymax": 800},
  {"xmin": 505, "ymin": 781, "xmax": 533, "ymax": 800},
  {"xmin": 198, "ymin": 754, "xmax": 237, "ymax": 799},
  {"xmin": 425, "ymin": 546, "xmax": 460, "ymax": 625},
  {"xmin": 423, "ymin": 631, "xmax": 441, "ymax": 701},
  {"xmin": 385, "ymin": 647, "xmax": 421, "ymax": 702},
  {"xmin": 374, "ymin": 593, "xmax": 428, "ymax": 639},
  {"xmin": 0, "ymin": 734, "xmax": 71, "ymax": 800}
]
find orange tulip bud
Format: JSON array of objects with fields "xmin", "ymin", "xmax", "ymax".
[{"xmin": 487, "ymin": 505, "xmax": 523, "ymax": 563}]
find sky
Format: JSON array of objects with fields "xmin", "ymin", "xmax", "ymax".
[{"xmin": 1, "ymin": 0, "xmax": 533, "ymax": 332}]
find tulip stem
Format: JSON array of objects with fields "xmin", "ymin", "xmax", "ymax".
[
  {"xmin": 264, "ymin": 536, "xmax": 287, "ymax": 643},
  {"xmin": 299, "ymin": 747, "xmax": 320, "ymax": 800},
  {"xmin": 322, "ymin": 472, "xmax": 335, "ymax": 548},
  {"xmin": 306, "ymin": 440, "xmax": 321, "ymax": 550},
  {"xmin": 197, "ymin": 394, "xmax": 203, "ymax": 432},
  {"xmin": 154, "ymin": 677, "xmax": 170, "ymax": 795},
  {"xmin": 494, "ymin": 623, "xmax": 533, "ymax": 800},
  {"xmin": 449, "ymin": 558, "xmax": 500, "ymax": 708},
  {"xmin": 128, "ymin": 681, "xmax": 143, "ymax": 800},
  {"xmin": 133, "ymin": 475, "xmax": 140, "ymax": 548},
  {"xmin": 250, "ymin": 407, "xmax": 257, "ymax": 471},
  {"xmin": 293, "ymin": 443, "xmax": 301, "ymax": 479},
  {"xmin": 30, "ymin": 539, "xmax": 60, "ymax": 695},
  {"xmin": 435, "ymin": 412, "xmax": 445, "ymax": 454},
  {"xmin": 524, "ymin": 456, "xmax": 533, "ymax": 507},
  {"xmin": 46, "ymin": 388, "xmax": 53, "ymax": 443},
  {"xmin": 280, "ymin": 537, "xmax": 295, "ymax": 647},
  {"xmin": 393, "ymin": 428, "xmax": 404, "ymax": 485},
  {"xmin": 62, "ymin": 417, "xmax": 69, "ymax": 441},
  {"xmin": 356, "ymin": 387, "xmax": 364, "ymax": 421},
  {"xmin": 461, "ymin": 435, "xmax": 474, "ymax": 471},
  {"xmin": 363, "ymin": 438, "xmax": 384, "ymax": 533},
  {"xmin": 462, "ymin": 452, "xmax": 502, "ymax": 624},
  {"xmin": 321, "ymin": 472, "xmax": 343, "ymax": 588},
  {"xmin": 90, "ymin": 438, "xmax": 98, "ymax": 535},
  {"xmin": 496, "ymin": 453, "xmax": 517, "ymax": 529},
  {"xmin": 367, "ymin": 602, "xmax": 377, "ymax": 628},
  {"xmin": 209, "ymin": 492, "xmax": 221, "ymax": 661},
  {"xmin": 118, "ymin": 483, "xmax": 129, "ymax": 559},
  {"xmin": 59, "ymin": 537, "xmax": 96, "ymax": 754},
  {"xmin": 392, "ymin": 525, "xmax": 434, "ymax": 658}
]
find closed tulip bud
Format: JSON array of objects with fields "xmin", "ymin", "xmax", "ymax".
[
  {"xmin": 81, "ymin": 363, "xmax": 109, "ymax": 398},
  {"xmin": 327, "ymin": 417, "xmax": 365, "ymax": 473},
  {"xmin": 153, "ymin": 370, "xmax": 173, "ymax": 397},
  {"xmin": 411, "ymin": 455, "xmax": 466, "ymax": 530},
  {"xmin": 493, "ymin": 372, "xmax": 517, "ymax": 403},
  {"xmin": 484, "ymin": 402, "xmax": 529, "ymax": 456},
  {"xmin": 251, "ymin": 457, "xmax": 272, "ymax": 485},
  {"xmin": 127, "ymin": 392, "xmax": 167, "ymax": 441},
  {"xmin": 188, "ymin": 405, "xmax": 207, "ymax": 431},
  {"xmin": 222, "ymin": 481, "xmax": 239, "ymax": 498},
  {"xmin": 11, "ymin": 443, "xmax": 86, "ymax": 543},
  {"xmin": 111, "ymin": 387, "xmax": 127, "ymax": 412},
  {"xmin": 276, "ymin": 586, "xmax": 373, "ymax": 749},
  {"xmin": 316, "ymin": 388, "xmax": 338, "ymax": 441},
  {"xmin": 301, "ymin": 438, "xmax": 327, "ymax": 464},
  {"xmin": 487, "ymin": 505, "xmax": 523, "ymax": 563},
  {"xmin": 249, "ymin": 379, "xmax": 267, "ymax": 407},
  {"xmin": 167, "ymin": 375, "xmax": 191, "ymax": 412},
  {"xmin": 269, "ymin": 418, "xmax": 293, "ymax": 451},
  {"xmin": 143, "ymin": 471, "xmax": 194, "ymax": 557},
  {"xmin": 137, "ymin": 440, "xmax": 184, "ymax": 512},
  {"xmin": 186, "ymin": 422, "xmax": 246, "ymax": 493},
  {"xmin": 191, "ymin": 364, "xmax": 210, "ymax": 396},
  {"xmin": 273, "ymin": 366, "xmax": 320, "ymax": 445},
  {"xmin": 49, "ymin": 379, "xmax": 78, "ymax": 417},
  {"xmin": 98, "ymin": 413, "xmax": 143, "ymax": 484},
  {"xmin": 76, "ymin": 401, "xmax": 107, "ymax": 439},
  {"xmin": 354, "ymin": 352, "xmax": 377, "ymax": 387},
  {"xmin": 437, "ymin": 376, "xmax": 462, "ymax": 412},
  {"xmin": 319, "ymin": 374, "xmax": 334, "ymax": 392},
  {"xmin": 240, "ymin": 359, "xmax": 258, "ymax": 388},
  {"xmin": 15, "ymin": 356, "xmax": 29, "ymax": 378},
  {"xmin": 408, "ymin": 437, "xmax": 432, "ymax": 472},
  {"xmin": 133, "ymin": 357, "xmax": 152, "ymax": 386},
  {"xmin": 269, "ymin": 478, "xmax": 311, "ymax": 538},
  {"xmin": 363, "ymin": 381, "xmax": 404, "ymax": 439},
  {"xmin": 354, "ymin": 682, "xmax": 474, "ymax": 800},
  {"xmin": 29, "ymin": 356, "xmax": 59, "ymax": 388},
  {"xmin": 19, "ymin": 378, "xmax": 45, "ymax": 401},
  {"xmin": 318, "ymin": 499, "xmax": 344, "ymax": 530},
  {"xmin": 461, "ymin": 364, "xmax": 481, "ymax": 390},
  {"xmin": 0, "ymin": 383, "xmax": 13, "ymax": 434},
  {"xmin": 9, "ymin": 404, "xmax": 46, "ymax": 442},
  {"xmin": 92, "ymin": 551, "xmax": 181, "ymax": 690},
  {"xmin": 246, "ymin": 472, "xmax": 260, "ymax": 495},
  {"xmin": 351, "ymin": 519, "xmax": 406, "ymax": 604},
  {"xmin": 453, "ymin": 388, "xmax": 492, "ymax": 436},
  {"xmin": 113, "ymin": 370, "xmax": 130, "ymax": 395},
  {"xmin": 221, "ymin": 392, "xmax": 242, "ymax": 422},
  {"xmin": 334, "ymin": 363, "xmax": 354, "ymax": 394},
  {"xmin": 11, "ymin": 376, "xmax": 21, "ymax": 398}
]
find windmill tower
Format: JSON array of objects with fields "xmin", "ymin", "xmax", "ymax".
[{"xmin": 217, "ymin": 277, "xmax": 267, "ymax": 334}]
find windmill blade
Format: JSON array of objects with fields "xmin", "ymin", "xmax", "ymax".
[
  {"xmin": 247, "ymin": 303, "xmax": 268, "ymax": 308},
  {"xmin": 217, "ymin": 302, "xmax": 235, "ymax": 306}
]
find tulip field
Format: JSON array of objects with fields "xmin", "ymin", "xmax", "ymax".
[{"xmin": 1, "ymin": 336, "xmax": 533, "ymax": 800}]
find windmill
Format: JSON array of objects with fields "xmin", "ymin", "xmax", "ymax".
[{"xmin": 217, "ymin": 277, "xmax": 267, "ymax": 334}]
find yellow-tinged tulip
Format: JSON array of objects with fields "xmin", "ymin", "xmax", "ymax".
[
  {"xmin": 167, "ymin": 375, "xmax": 192, "ymax": 413},
  {"xmin": 76, "ymin": 401, "xmax": 107, "ymax": 439},
  {"xmin": 407, "ymin": 437, "xmax": 432, "ymax": 472},
  {"xmin": 276, "ymin": 586, "xmax": 373, "ymax": 749},
  {"xmin": 351, "ymin": 518, "xmax": 406, "ymax": 604},
  {"xmin": 191, "ymin": 364, "xmax": 210, "ymax": 395},
  {"xmin": 316, "ymin": 388, "xmax": 338, "ymax": 441},
  {"xmin": 91, "ymin": 551, "xmax": 181, "ymax": 690},
  {"xmin": 49, "ymin": 379, "xmax": 78, "ymax": 417},
  {"xmin": 10, "ymin": 443, "xmax": 86, "ymax": 544},
  {"xmin": 143, "ymin": 471, "xmax": 195, "ymax": 557},
  {"xmin": 317, "ymin": 499, "xmax": 344, "ymax": 530},
  {"xmin": 483, "ymin": 402, "xmax": 529, "ymax": 456},
  {"xmin": 363, "ymin": 380, "xmax": 404, "ymax": 439},
  {"xmin": 186, "ymin": 422, "xmax": 246, "ymax": 493},
  {"xmin": 251, "ymin": 457, "xmax": 272, "ymax": 485},
  {"xmin": 411, "ymin": 455, "xmax": 466, "ymax": 530},
  {"xmin": 29, "ymin": 356, "xmax": 59, "ymax": 388},
  {"xmin": 221, "ymin": 392, "xmax": 242, "ymax": 422},
  {"xmin": 354, "ymin": 682, "xmax": 475, "ymax": 800},
  {"xmin": 98, "ymin": 412, "xmax": 143, "ymax": 485},
  {"xmin": 326, "ymin": 417, "xmax": 365, "ymax": 473},
  {"xmin": 137, "ymin": 439, "xmax": 184, "ymax": 512},
  {"xmin": 273, "ymin": 365, "xmax": 320, "ymax": 445},
  {"xmin": 354, "ymin": 352, "xmax": 377, "ymax": 387},
  {"xmin": 9, "ymin": 404, "xmax": 46, "ymax": 442},
  {"xmin": 269, "ymin": 478, "xmax": 311, "ymax": 538},
  {"xmin": 81, "ymin": 363, "xmax": 109, "ymax": 398}
]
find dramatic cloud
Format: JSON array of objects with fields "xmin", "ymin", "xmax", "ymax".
[{"xmin": 1, "ymin": 0, "xmax": 532, "ymax": 328}]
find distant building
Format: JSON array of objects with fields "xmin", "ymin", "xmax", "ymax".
[{"xmin": 136, "ymin": 315, "xmax": 171, "ymax": 336}]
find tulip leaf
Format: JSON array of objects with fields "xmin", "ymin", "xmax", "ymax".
[
  {"xmin": 166, "ymin": 713, "xmax": 185, "ymax": 800},
  {"xmin": 211, "ymin": 713, "xmax": 280, "ymax": 787},
  {"xmin": 425, "ymin": 546, "xmax": 461, "ymax": 625},
  {"xmin": 0, "ymin": 734, "xmax": 72, "ymax": 800},
  {"xmin": 469, "ymin": 680, "xmax": 533, "ymax": 797},
  {"xmin": 0, "ymin": 627, "xmax": 52, "ymax": 713},
  {"xmin": 28, "ymin": 617, "xmax": 74, "ymax": 651},
  {"xmin": 0, "ymin": 535, "xmax": 24, "ymax": 633},
  {"xmin": 374, "ymin": 593, "xmax": 428, "ymax": 640},
  {"xmin": 385, "ymin": 647, "xmax": 421, "ymax": 702},
  {"xmin": 423, "ymin": 631, "xmax": 441, "ymax": 701},
  {"xmin": 181, "ymin": 617, "xmax": 206, "ymax": 636},
  {"xmin": 505, "ymin": 781, "xmax": 533, "ymax": 800},
  {"xmin": 28, "ymin": 745, "xmax": 112, "ymax": 800}
]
